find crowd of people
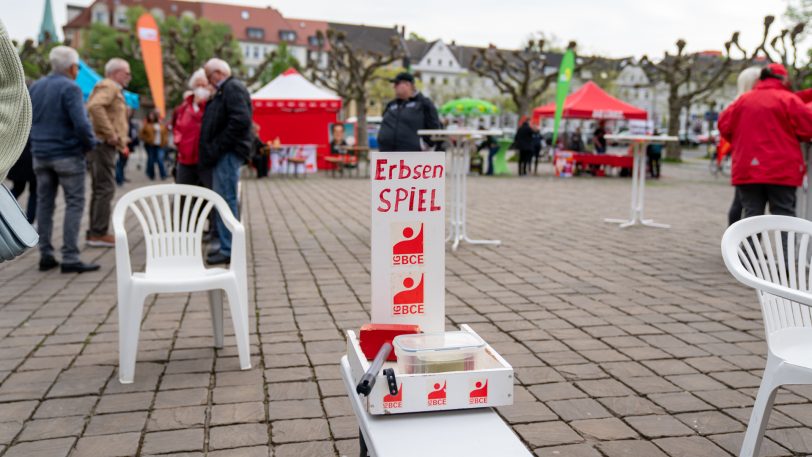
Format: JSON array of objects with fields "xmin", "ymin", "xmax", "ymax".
[{"xmin": 14, "ymin": 43, "xmax": 256, "ymax": 273}]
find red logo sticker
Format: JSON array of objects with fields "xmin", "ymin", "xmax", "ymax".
[
  {"xmin": 469, "ymin": 380, "xmax": 488, "ymax": 404},
  {"xmin": 392, "ymin": 223, "xmax": 424, "ymax": 266},
  {"xmin": 427, "ymin": 381, "xmax": 447, "ymax": 407},
  {"xmin": 383, "ymin": 384, "xmax": 403, "ymax": 409},
  {"xmin": 392, "ymin": 272, "xmax": 424, "ymax": 316}
]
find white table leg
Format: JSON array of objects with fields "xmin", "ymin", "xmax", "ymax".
[{"xmin": 605, "ymin": 143, "xmax": 669, "ymax": 229}]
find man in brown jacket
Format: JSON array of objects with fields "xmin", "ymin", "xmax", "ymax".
[{"xmin": 86, "ymin": 58, "xmax": 130, "ymax": 247}]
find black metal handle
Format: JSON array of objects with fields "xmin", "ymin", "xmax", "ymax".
[
  {"xmin": 356, "ymin": 342, "xmax": 392, "ymax": 397},
  {"xmin": 382, "ymin": 368, "xmax": 398, "ymax": 396}
]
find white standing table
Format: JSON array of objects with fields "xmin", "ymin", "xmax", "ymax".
[
  {"xmin": 340, "ymin": 356, "xmax": 531, "ymax": 457},
  {"xmin": 603, "ymin": 134, "xmax": 678, "ymax": 229},
  {"xmin": 418, "ymin": 129, "xmax": 502, "ymax": 251}
]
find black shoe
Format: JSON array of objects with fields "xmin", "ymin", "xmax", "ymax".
[
  {"xmin": 39, "ymin": 256, "xmax": 59, "ymax": 271},
  {"xmin": 61, "ymin": 262, "xmax": 101, "ymax": 273},
  {"xmin": 207, "ymin": 252, "xmax": 231, "ymax": 265}
]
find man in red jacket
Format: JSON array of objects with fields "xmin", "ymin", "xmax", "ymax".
[{"xmin": 719, "ymin": 63, "xmax": 812, "ymax": 218}]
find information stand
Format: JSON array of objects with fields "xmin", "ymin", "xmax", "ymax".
[{"xmin": 603, "ymin": 134, "xmax": 677, "ymax": 228}]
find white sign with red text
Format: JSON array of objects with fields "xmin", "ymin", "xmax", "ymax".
[{"xmin": 370, "ymin": 151, "xmax": 445, "ymax": 334}]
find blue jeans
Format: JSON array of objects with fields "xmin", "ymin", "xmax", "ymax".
[
  {"xmin": 145, "ymin": 144, "xmax": 167, "ymax": 180},
  {"xmin": 212, "ymin": 152, "xmax": 241, "ymax": 257},
  {"xmin": 33, "ymin": 155, "xmax": 86, "ymax": 264},
  {"xmin": 115, "ymin": 152, "xmax": 128, "ymax": 185}
]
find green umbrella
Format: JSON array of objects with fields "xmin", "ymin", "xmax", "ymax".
[{"xmin": 439, "ymin": 98, "xmax": 500, "ymax": 116}]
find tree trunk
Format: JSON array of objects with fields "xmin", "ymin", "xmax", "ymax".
[
  {"xmin": 666, "ymin": 104, "xmax": 683, "ymax": 160},
  {"xmin": 356, "ymin": 95, "xmax": 369, "ymax": 151},
  {"xmin": 516, "ymin": 97, "xmax": 531, "ymax": 119}
]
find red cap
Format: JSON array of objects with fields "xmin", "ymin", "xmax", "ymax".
[{"xmin": 767, "ymin": 63, "xmax": 788, "ymax": 76}]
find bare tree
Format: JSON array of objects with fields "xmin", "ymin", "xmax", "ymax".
[
  {"xmin": 307, "ymin": 29, "xmax": 404, "ymax": 149},
  {"xmin": 470, "ymin": 40, "xmax": 590, "ymax": 117},
  {"xmin": 735, "ymin": 16, "xmax": 809, "ymax": 89},
  {"xmin": 638, "ymin": 33, "xmax": 745, "ymax": 160}
]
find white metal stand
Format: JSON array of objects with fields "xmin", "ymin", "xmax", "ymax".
[
  {"xmin": 419, "ymin": 129, "xmax": 502, "ymax": 251},
  {"xmin": 603, "ymin": 134, "xmax": 677, "ymax": 229}
]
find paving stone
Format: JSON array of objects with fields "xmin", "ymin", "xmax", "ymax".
[
  {"xmin": 47, "ymin": 366, "xmax": 113, "ymax": 398},
  {"xmin": 648, "ymin": 392, "xmax": 714, "ymax": 413},
  {"xmin": 4, "ymin": 437, "xmax": 75, "ymax": 457},
  {"xmin": 272, "ymin": 418, "xmax": 330, "ymax": 443},
  {"xmin": 515, "ymin": 421, "xmax": 583, "ymax": 447},
  {"xmin": 273, "ymin": 440, "xmax": 334, "ymax": 457},
  {"xmin": 147, "ymin": 406, "xmax": 207, "ymax": 431},
  {"xmin": 95, "ymin": 392, "xmax": 153, "ymax": 414},
  {"xmin": 625, "ymin": 414, "xmax": 695, "ymax": 438},
  {"xmin": 267, "ymin": 400, "xmax": 324, "ymax": 420},
  {"xmin": 528, "ymin": 382, "xmax": 586, "ymax": 402},
  {"xmin": 709, "ymin": 432, "xmax": 791, "ymax": 456},
  {"xmin": 599, "ymin": 396, "xmax": 664, "ymax": 417},
  {"xmin": 597, "ymin": 440, "xmax": 669, "ymax": 457},
  {"xmin": 546, "ymin": 398, "xmax": 612, "ymax": 421},
  {"xmin": 570, "ymin": 417, "xmax": 638, "ymax": 440},
  {"xmin": 675, "ymin": 410, "xmax": 744, "ymax": 435},
  {"xmin": 84, "ymin": 411, "xmax": 148, "ymax": 436},
  {"xmin": 653, "ymin": 435, "xmax": 732, "ymax": 457},
  {"xmin": 0, "ymin": 400, "xmax": 38, "ymax": 422},
  {"xmin": 208, "ymin": 446, "xmax": 270, "ymax": 457},
  {"xmin": 765, "ymin": 427, "xmax": 812, "ymax": 454},
  {"xmin": 534, "ymin": 443, "xmax": 601, "ymax": 457},
  {"xmin": 208, "ymin": 424, "xmax": 268, "ymax": 450},
  {"xmin": 210, "ymin": 402, "xmax": 265, "ymax": 426},
  {"xmin": 142, "ymin": 428, "xmax": 204, "ymax": 454},
  {"xmin": 17, "ymin": 416, "xmax": 85, "ymax": 441},
  {"xmin": 154, "ymin": 388, "xmax": 208, "ymax": 409},
  {"xmin": 72, "ymin": 432, "xmax": 140, "ymax": 457}
]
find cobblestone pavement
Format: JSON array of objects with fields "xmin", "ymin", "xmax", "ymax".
[{"xmin": 1, "ymin": 158, "xmax": 810, "ymax": 457}]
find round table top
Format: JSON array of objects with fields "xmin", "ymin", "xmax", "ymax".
[
  {"xmin": 418, "ymin": 129, "xmax": 503, "ymax": 137},
  {"xmin": 604, "ymin": 134, "xmax": 678, "ymax": 143}
]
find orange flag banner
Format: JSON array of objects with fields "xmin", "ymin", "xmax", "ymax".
[{"xmin": 136, "ymin": 13, "xmax": 165, "ymax": 118}]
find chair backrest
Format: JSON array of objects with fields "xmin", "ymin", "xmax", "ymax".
[
  {"xmin": 113, "ymin": 184, "xmax": 230, "ymax": 272},
  {"xmin": 722, "ymin": 215, "xmax": 812, "ymax": 340}
]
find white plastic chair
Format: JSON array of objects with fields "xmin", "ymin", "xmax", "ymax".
[
  {"xmin": 721, "ymin": 215, "xmax": 812, "ymax": 457},
  {"xmin": 113, "ymin": 184, "xmax": 251, "ymax": 384}
]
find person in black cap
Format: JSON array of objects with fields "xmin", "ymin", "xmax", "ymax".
[{"xmin": 377, "ymin": 72, "xmax": 442, "ymax": 151}]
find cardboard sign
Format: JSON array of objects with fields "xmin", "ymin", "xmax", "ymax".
[{"xmin": 370, "ymin": 151, "xmax": 445, "ymax": 333}]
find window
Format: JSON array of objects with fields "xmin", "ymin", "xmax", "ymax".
[
  {"xmin": 427, "ymin": 58, "xmax": 431, "ymax": 65},
  {"xmin": 241, "ymin": 10, "xmax": 250, "ymax": 20},
  {"xmin": 244, "ymin": 45, "xmax": 250, "ymax": 58},
  {"xmin": 150, "ymin": 8, "xmax": 164, "ymax": 22},
  {"xmin": 253, "ymin": 46, "xmax": 259, "ymax": 59},
  {"xmin": 308, "ymin": 35, "xmax": 322, "ymax": 47},
  {"xmin": 430, "ymin": 76, "xmax": 436, "ymax": 84},
  {"xmin": 449, "ymin": 60, "xmax": 452, "ymax": 67},
  {"xmin": 114, "ymin": 6, "xmax": 128, "ymax": 28},
  {"xmin": 91, "ymin": 4, "xmax": 109, "ymax": 24},
  {"xmin": 181, "ymin": 11, "xmax": 196, "ymax": 20},
  {"xmin": 442, "ymin": 78, "xmax": 448, "ymax": 85},
  {"xmin": 438, "ymin": 59, "xmax": 442, "ymax": 66},
  {"xmin": 246, "ymin": 27, "xmax": 265, "ymax": 40},
  {"xmin": 279, "ymin": 30, "xmax": 297, "ymax": 42}
]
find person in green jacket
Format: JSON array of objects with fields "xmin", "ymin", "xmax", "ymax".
[{"xmin": 0, "ymin": 19, "xmax": 32, "ymax": 181}]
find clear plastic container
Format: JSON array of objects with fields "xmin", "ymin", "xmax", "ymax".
[{"xmin": 393, "ymin": 331, "xmax": 486, "ymax": 374}]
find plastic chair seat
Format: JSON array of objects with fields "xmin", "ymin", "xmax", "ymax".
[{"xmin": 132, "ymin": 266, "xmax": 231, "ymax": 288}]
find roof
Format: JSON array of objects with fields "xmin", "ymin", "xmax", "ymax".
[
  {"xmin": 533, "ymin": 81, "xmax": 648, "ymax": 120},
  {"xmin": 63, "ymin": 0, "xmax": 327, "ymax": 48},
  {"xmin": 327, "ymin": 22, "xmax": 402, "ymax": 55},
  {"xmin": 405, "ymin": 39, "xmax": 432, "ymax": 62},
  {"xmin": 251, "ymin": 68, "xmax": 340, "ymax": 101}
]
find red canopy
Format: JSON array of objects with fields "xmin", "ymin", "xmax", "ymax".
[{"xmin": 533, "ymin": 81, "xmax": 647, "ymax": 122}]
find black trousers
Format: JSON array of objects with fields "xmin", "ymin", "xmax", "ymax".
[
  {"xmin": 518, "ymin": 149, "xmax": 533, "ymax": 176},
  {"xmin": 737, "ymin": 184, "xmax": 796, "ymax": 218},
  {"xmin": 728, "ymin": 188, "xmax": 743, "ymax": 226}
]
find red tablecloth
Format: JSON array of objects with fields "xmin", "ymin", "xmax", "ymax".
[{"xmin": 571, "ymin": 153, "xmax": 633, "ymax": 168}]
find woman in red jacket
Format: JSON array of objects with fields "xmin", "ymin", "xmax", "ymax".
[
  {"xmin": 719, "ymin": 63, "xmax": 812, "ymax": 218},
  {"xmin": 172, "ymin": 69, "xmax": 213, "ymax": 187}
]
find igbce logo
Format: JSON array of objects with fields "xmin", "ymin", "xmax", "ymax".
[
  {"xmin": 392, "ymin": 223, "xmax": 424, "ymax": 266},
  {"xmin": 427, "ymin": 381, "xmax": 447, "ymax": 407},
  {"xmin": 469, "ymin": 380, "xmax": 488, "ymax": 405},
  {"xmin": 392, "ymin": 272, "xmax": 424, "ymax": 316},
  {"xmin": 383, "ymin": 384, "xmax": 403, "ymax": 409}
]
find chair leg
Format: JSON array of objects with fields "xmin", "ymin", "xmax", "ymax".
[
  {"xmin": 224, "ymin": 282, "xmax": 252, "ymax": 370},
  {"xmin": 118, "ymin": 287, "xmax": 146, "ymax": 384},
  {"xmin": 208, "ymin": 289, "xmax": 224, "ymax": 349},
  {"xmin": 739, "ymin": 360, "xmax": 780, "ymax": 457}
]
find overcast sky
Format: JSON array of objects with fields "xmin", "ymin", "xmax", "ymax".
[{"xmin": 0, "ymin": 0, "xmax": 797, "ymax": 58}]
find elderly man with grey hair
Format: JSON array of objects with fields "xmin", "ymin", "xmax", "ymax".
[
  {"xmin": 28, "ymin": 45, "xmax": 99, "ymax": 273},
  {"xmin": 85, "ymin": 57, "xmax": 132, "ymax": 248},
  {"xmin": 199, "ymin": 58, "xmax": 252, "ymax": 265}
]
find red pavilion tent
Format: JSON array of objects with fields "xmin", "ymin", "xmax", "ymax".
[
  {"xmin": 251, "ymin": 68, "xmax": 342, "ymax": 170},
  {"xmin": 532, "ymin": 81, "xmax": 647, "ymax": 122}
]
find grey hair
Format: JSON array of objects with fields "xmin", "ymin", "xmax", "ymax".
[
  {"xmin": 204, "ymin": 58, "xmax": 231, "ymax": 76},
  {"xmin": 737, "ymin": 66, "xmax": 762, "ymax": 96},
  {"xmin": 104, "ymin": 57, "xmax": 129, "ymax": 76},
  {"xmin": 188, "ymin": 69, "xmax": 208, "ymax": 89},
  {"xmin": 49, "ymin": 46, "xmax": 79, "ymax": 74}
]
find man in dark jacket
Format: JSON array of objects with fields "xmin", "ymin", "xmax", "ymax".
[
  {"xmin": 199, "ymin": 58, "xmax": 252, "ymax": 265},
  {"xmin": 29, "ymin": 46, "xmax": 99, "ymax": 273},
  {"xmin": 377, "ymin": 72, "xmax": 442, "ymax": 151},
  {"xmin": 719, "ymin": 63, "xmax": 812, "ymax": 218}
]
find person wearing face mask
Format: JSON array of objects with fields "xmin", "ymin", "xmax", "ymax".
[
  {"xmin": 173, "ymin": 69, "xmax": 213, "ymax": 188},
  {"xmin": 719, "ymin": 63, "xmax": 812, "ymax": 218},
  {"xmin": 85, "ymin": 57, "xmax": 132, "ymax": 248}
]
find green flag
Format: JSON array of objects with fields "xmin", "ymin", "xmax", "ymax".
[{"xmin": 552, "ymin": 49, "xmax": 575, "ymax": 148}]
